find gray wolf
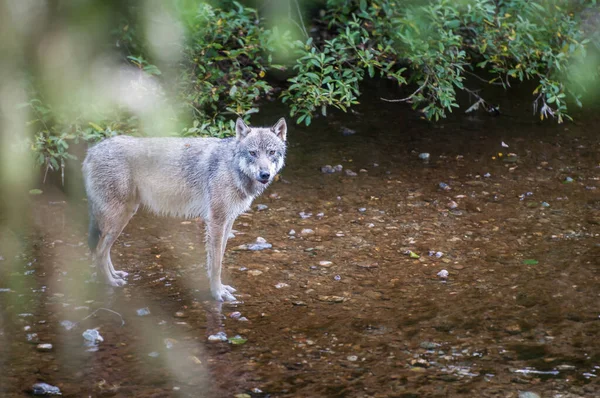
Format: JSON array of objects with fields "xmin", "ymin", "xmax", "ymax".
[{"xmin": 82, "ymin": 118, "xmax": 287, "ymax": 301}]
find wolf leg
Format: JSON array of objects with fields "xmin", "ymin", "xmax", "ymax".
[
  {"xmin": 106, "ymin": 203, "xmax": 139, "ymax": 279},
  {"xmin": 93, "ymin": 203, "xmax": 136, "ymax": 286},
  {"xmin": 206, "ymin": 218, "xmax": 236, "ymax": 301}
]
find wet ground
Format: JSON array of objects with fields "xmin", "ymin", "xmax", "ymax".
[{"xmin": 1, "ymin": 85, "xmax": 599, "ymax": 397}]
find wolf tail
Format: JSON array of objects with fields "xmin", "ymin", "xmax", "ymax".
[{"xmin": 88, "ymin": 210, "xmax": 101, "ymax": 252}]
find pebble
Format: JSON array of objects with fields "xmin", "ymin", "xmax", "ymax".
[
  {"xmin": 437, "ymin": 270, "xmax": 449, "ymax": 279},
  {"xmin": 518, "ymin": 392, "xmax": 541, "ymax": 398},
  {"xmin": 288, "ymin": 229, "xmax": 296, "ymax": 236},
  {"xmin": 358, "ymin": 207, "xmax": 366, "ymax": 212},
  {"xmin": 299, "ymin": 211, "xmax": 312, "ymax": 219},
  {"xmin": 208, "ymin": 331, "xmax": 228, "ymax": 342},
  {"xmin": 248, "ymin": 270, "xmax": 263, "ymax": 276},
  {"xmin": 321, "ymin": 165, "xmax": 335, "ymax": 174},
  {"xmin": 301, "ymin": 228, "xmax": 315, "ymax": 235},
  {"xmin": 174, "ymin": 311, "xmax": 187, "ymax": 318},
  {"xmin": 334, "ymin": 275, "xmax": 341, "ymax": 281},
  {"xmin": 36, "ymin": 343, "xmax": 53, "ymax": 352},
  {"xmin": 26, "ymin": 333, "xmax": 39, "ymax": 343},
  {"xmin": 447, "ymin": 201, "xmax": 458, "ymax": 210},
  {"xmin": 137, "ymin": 307, "xmax": 151, "ymax": 316},
  {"xmin": 318, "ymin": 295, "xmax": 346, "ymax": 303},
  {"xmin": 229, "ymin": 311, "xmax": 242, "ymax": 319},
  {"xmin": 347, "ymin": 355, "xmax": 358, "ymax": 361},
  {"xmin": 319, "ymin": 261, "xmax": 333, "ymax": 267},
  {"xmin": 564, "ymin": 176, "xmax": 574, "ymax": 183},
  {"xmin": 148, "ymin": 351, "xmax": 160, "ymax": 358},
  {"xmin": 345, "ymin": 169, "xmax": 358, "ymax": 177},
  {"xmin": 418, "ymin": 153, "xmax": 430, "ymax": 161},
  {"xmin": 82, "ymin": 329, "xmax": 103, "ymax": 344},
  {"xmin": 275, "ymin": 283, "xmax": 289, "ymax": 289},
  {"xmin": 483, "ymin": 172, "xmax": 491, "ymax": 178},
  {"xmin": 439, "ymin": 182, "xmax": 451, "ymax": 191},
  {"xmin": 256, "ymin": 204, "xmax": 268, "ymax": 211},
  {"xmin": 333, "ymin": 165, "xmax": 343, "ymax": 172},
  {"xmin": 164, "ymin": 338, "xmax": 178, "ymax": 349},
  {"xmin": 341, "ymin": 126, "xmax": 356, "ymax": 136},
  {"xmin": 32, "ymin": 383, "xmax": 61, "ymax": 396},
  {"xmin": 247, "ymin": 237, "xmax": 272, "ymax": 251}
]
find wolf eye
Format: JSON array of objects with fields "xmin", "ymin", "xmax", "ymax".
[
  {"xmin": 268, "ymin": 150, "xmax": 276, "ymax": 156},
  {"xmin": 249, "ymin": 151, "xmax": 257, "ymax": 157}
]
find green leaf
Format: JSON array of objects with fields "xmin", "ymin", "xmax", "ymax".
[
  {"xmin": 228, "ymin": 336, "xmax": 247, "ymax": 345},
  {"xmin": 522, "ymin": 259, "xmax": 539, "ymax": 265},
  {"xmin": 29, "ymin": 189, "xmax": 43, "ymax": 195}
]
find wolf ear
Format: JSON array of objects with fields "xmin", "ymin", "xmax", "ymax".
[
  {"xmin": 236, "ymin": 118, "xmax": 250, "ymax": 140},
  {"xmin": 272, "ymin": 117, "xmax": 287, "ymax": 142}
]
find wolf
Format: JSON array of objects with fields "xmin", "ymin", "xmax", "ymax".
[{"xmin": 82, "ymin": 118, "xmax": 287, "ymax": 301}]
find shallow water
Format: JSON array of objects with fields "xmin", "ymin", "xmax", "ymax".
[{"xmin": 1, "ymin": 83, "xmax": 599, "ymax": 397}]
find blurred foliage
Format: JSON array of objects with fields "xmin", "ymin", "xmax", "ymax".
[{"xmin": 22, "ymin": 0, "xmax": 600, "ymax": 180}]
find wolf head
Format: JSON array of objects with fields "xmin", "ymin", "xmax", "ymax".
[{"xmin": 235, "ymin": 117, "xmax": 287, "ymax": 186}]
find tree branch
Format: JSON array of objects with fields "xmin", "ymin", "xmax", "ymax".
[{"xmin": 381, "ymin": 75, "xmax": 429, "ymax": 103}]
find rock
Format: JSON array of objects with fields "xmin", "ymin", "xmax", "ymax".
[
  {"xmin": 505, "ymin": 324, "xmax": 522, "ymax": 334},
  {"xmin": 447, "ymin": 201, "xmax": 458, "ymax": 210},
  {"xmin": 319, "ymin": 260, "xmax": 333, "ymax": 267},
  {"xmin": 345, "ymin": 169, "xmax": 358, "ymax": 177},
  {"xmin": 136, "ymin": 307, "xmax": 151, "ymax": 316},
  {"xmin": 356, "ymin": 262, "xmax": 378, "ymax": 269},
  {"xmin": 174, "ymin": 311, "xmax": 187, "ymax": 318},
  {"xmin": 36, "ymin": 343, "xmax": 53, "ymax": 352},
  {"xmin": 247, "ymin": 237, "xmax": 272, "ymax": 251},
  {"xmin": 275, "ymin": 282, "xmax": 289, "ymax": 289},
  {"xmin": 364, "ymin": 290, "xmax": 383, "ymax": 300},
  {"xmin": 292, "ymin": 301, "xmax": 307, "ymax": 306},
  {"xmin": 248, "ymin": 270, "xmax": 263, "ymax": 276},
  {"xmin": 82, "ymin": 329, "xmax": 103, "ymax": 345},
  {"xmin": 437, "ymin": 270, "xmax": 449, "ymax": 279},
  {"xmin": 300, "ymin": 228, "xmax": 315, "ymax": 235},
  {"xmin": 321, "ymin": 165, "xmax": 335, "ymax": 174},
  {"xmin": 518, "ymin": 392, "xmax": 541, "ymax": 398},
  {"xmin": 358, "ymin": 207, "xmax": 366, "ymax": 212},
  {"xmin": 256, "ymin": 204, "xmax": 268, "ymax": 211},
  {"xmin": 60, "ymin": 320, "xmax": 76, "ymax": 331},
  {"xmin": 564, "ymin": 176, "xmax": 574, "ymax": 183},
  {"xmin": 32, "ymin": 383, "xmax": 61, "ymax": 396},
  {"xmin": 208, "ymin": 331, "xmax": 228, "ymax": 342},
  {"xmin": 347, "ymin": 355, "xmax": 358, "ymax": 361},
  {"xmin": 341, "ymin": 126, "xmax": 356, "ymax": 136},
  {"xmin": 333, "ymin": 165, "xmax": 343, "ymax": 172},
  {"xmin": 26, "ymin": 333, "xmax": 39, "ymax": 343},
  {"xmin": 288, "ymin": 229, "xmax": 296, "ymax": 235},
  {"xmin": 334, "ymin": 275, "xmax": 341, "ymax": 281},
  {"xmin": 420, "ymin": 341, "xmax": 440, "ymax": 349},
  {"xmin": 299, "ymin": 211, "xmax": 312, "ymax": 219},
  {"xmin": 164, "ymin": 338, "xmax": 178, "ymax": 349},
  {"xmin": 318, "ymin": 295, "xmax": 347, "ymax": 303},
  {"xmin": 229, "ymin": 311, "xmax": 242, "ymax": 319},
  {"xmin": 439, "ymin": 182, "xmax": 451, "ymax": 191},
  {"xmin": 148, "ymin": 351, "xmax": 160, "ymax": 358}
]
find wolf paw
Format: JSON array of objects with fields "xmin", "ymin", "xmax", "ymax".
[
  {"xmin": 113, "ymin": 270, "xmax": 129, "ymax": 279},
  {"xmin": 211, "ymin": 284, "xmax": 237, "ymax": 302},
  {"xmin": 106, "ymin": 276, "xmax": 127, "ymax": 287}
]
